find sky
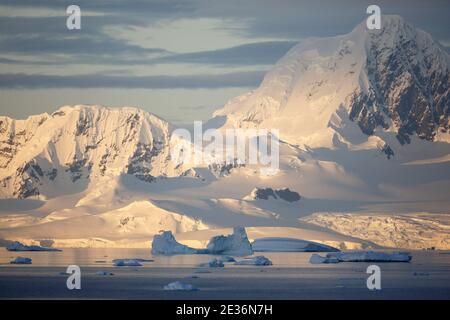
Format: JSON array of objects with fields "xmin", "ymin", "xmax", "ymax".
[{"xmin": 0, "ymin": 0, "xmax": 449, "ymax": 125}]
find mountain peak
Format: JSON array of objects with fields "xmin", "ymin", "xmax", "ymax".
[
  {"xmin": 0, "ymin": 105, "xmax": 184, "ymax": 199},
  {"xmin": 215, "ymin": 15, "xmax": 449, "ymax": 149}
]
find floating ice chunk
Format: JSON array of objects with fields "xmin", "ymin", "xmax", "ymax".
[
  {"xmin": 113, "ymin": 259, "xmax": 143, "ymax": 266},
  {"xmin": 218, "ymin": 255, "xmax": 236, "ymax": 262},
  {"xmin": 129, "ymin": 258, "xmax": 154, "ymax": 262},
  {"xmin": 253, "ymin": 237, "xmax": 340, "ymax": 252},
  {"xmin": 235, "ymin": 255, "xmax": 273, "ymax": 266},
  {"xmin": 163, "ymin": 281, "xmax": 198, "ymax": 291},
  {"xmin": 206, "ymin": 227, "xmax": 253, "ymax": 256},
  {"xmin": 309, "ymin": 253, "xmax": 339, "ymax": 264},
  {"xmin": 200, "ymin": 258, "xmax": 224, "ymax": 268},
  {"xmin": 327, "ymin": 251, "xmax": 412, "ymax": 262},
  {"xmin": 96, "ymin": 270, "xmax": 114, "ymax": 276},
  {"xmin": 151, "ymin": 231, "xmax": 198, "ymax": 255},
  {"xmin": 6, "ymin": 241, "xmax": 61, "ymax": 252},
  {"xmin": 10, "ymin": 257, "xmax": 32, "ymax": 264}
]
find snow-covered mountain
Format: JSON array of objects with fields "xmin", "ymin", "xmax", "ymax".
[
  {"xmin": 0, "ymin": 16, "xmax": 449, "ymax": 250},
  {"xmin": 214, "ymin": 15, "xmax": 449, "ymax": 151},
  {"xmin": 0, "ymin": 105, "xmax": 189, "ymax": 199}
]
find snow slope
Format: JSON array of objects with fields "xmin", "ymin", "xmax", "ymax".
[{"xmin": 302, "ymin": 213, "xmax": 450, "ymax": 250}]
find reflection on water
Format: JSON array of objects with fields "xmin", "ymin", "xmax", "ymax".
[{"xmin": 0, "ymin": 248, "xmax": 449, "ymax": 268}]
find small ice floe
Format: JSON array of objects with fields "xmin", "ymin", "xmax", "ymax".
[
  {"xmin": 6, "ymin": 241, "xmax": 61, "ymax": 252},
  {"xmin": 132, "ymin": 258, "xmax": 154, "ymax": 262},
  {"xmin": 151, "ymin": 231, "xmax": 198, "ymax": 255},
  {"xmin": 309, "ymin": 253, "xmax": 339, "ymax": 264},
  {"xmin": 113, "ymin": 259, "xmax": 143, "ymax": 267},
  {"xmin": 10, "ymin": 257, "xmax": 32, "ymax": 264},
  {"xmin": 310, "ymin": 251, "xmax": 412, "ymax": 264},
  {"xmin": 206, "ymin": 227, "xmax": 253, "ymax": 256},
  {"xmin": 163, "ymin": 281, "xmax": 198, "ymax": 291},
  {"xmin": 199, "ymin": 258, "xmax": 224, "ymax": 268},
  {"xmin": 218, "ymin": 255, "xmax": 236, "ymax": 263},
  {"xmin": 252, "ymin": 238, "xmax": 339, "ymax": 252},
  {"xmin": 96, "ymin": 270, "xmax": 114, "ymax": 276},
  {"xmin": 235, "ymin": 255, "xmax": 273, "ymax": 266}
]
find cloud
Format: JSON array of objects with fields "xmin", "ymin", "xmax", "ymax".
[
  {"xmin": 0, "ymin": 71, "xmax": 265, "ymax": 89},
  {"xmin": 152, "ymin": 41, "xmax": 296, "ymax": 66},
  {"xmin": 1, "ymin": 1, "xmax": 448, "ymax": 67},
  {"xmin": 0, "ymin": 40, "xmax": 296, "ymax": 67},
  {"xmin": 0, "ymin": 15, "xmax": 167, "ymax": 57},
  {"xmin": 0, "ymin": 0, "xmax": 194, "ymax": 16}
]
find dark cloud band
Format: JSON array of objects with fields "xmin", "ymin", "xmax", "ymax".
[{"xmin": 0, "ymin": 71, "xmax": 265, "ymax": 89}]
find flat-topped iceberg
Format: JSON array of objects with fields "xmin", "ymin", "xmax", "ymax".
[
  {"xmin": 163, "ymin": 281, "xmax": 198, "ymax": 291},
  {"xmin": 10, "ymin": 257, "xmax": 32, "ymax": 264},
  {"xmin": 206, "ymin": 227, "xmax": 253, "ymax": 256},
  {"xmin": 6, "ymin": 241, "xmax": 61, "ymax": 252},
  {"xmin": 310, "ymin": 251, "xmax": 412, "ymax": 264},
  {"xmin": 113, "ymin": 259, "xmax": 143, "ymax": 266},
  {"xmin": 252, "ymin": 237, "xmax": 339, "ymax": 252},
  {"xmin": 327, "ymin": 251, "xmax": 412, "ymax": 262},
  {"xmin": 235, "ymin": 255, "xmax": 273, "ymax": 266},
  {"xmin": 151, "ymin": 231, "xmax": 198, "ymax": 255}
]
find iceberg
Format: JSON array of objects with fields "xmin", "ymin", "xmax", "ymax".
[
  {"xmin": 218, "ymin": 255, "xmax": 236, "ymax": 263},
  {"xmin": 6, "ymin": 241, "xmax": 61, "ymax": 252},
  {"xmin": 235, "ymin": 255, "xmax": 273, "ymax": 266},
  {"xmin": 113, "ymin": 259, "xmax": 143, "ymax": 266},
  {"xmin": 206, "ymin": 227, "xmax": 253, "ymax": 256},
  {"xmin": 200, "ymin": 258, "xmax": 224, "ymax": 268},
  {"xmin": 327, "ymin": 251, "xmax": 412, "ymax": 262},
  {"xmin": 10, "ymin": 257, "xmax": 32, "ymax": 264},
  {"xmin": 309, "ymin": 253, "xmax": 339, "ymax": 264},
  {"xmin": 310, "ymin": 251, "xmax": 412, "ymax": 264},
  {"xmin": 163, "ymin": 281, "xmax": 198, "ymax": 291},
  {"xmin": 96, "ymin": 270, "xmax": 114, "ymax": 276},
  {"xmin": 151, "ymin": 231, "xmax": 198, "ymax": 255},
  {"xmin": 252, "ymin": 237, "xmax": 339, "ymax": 252}
]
